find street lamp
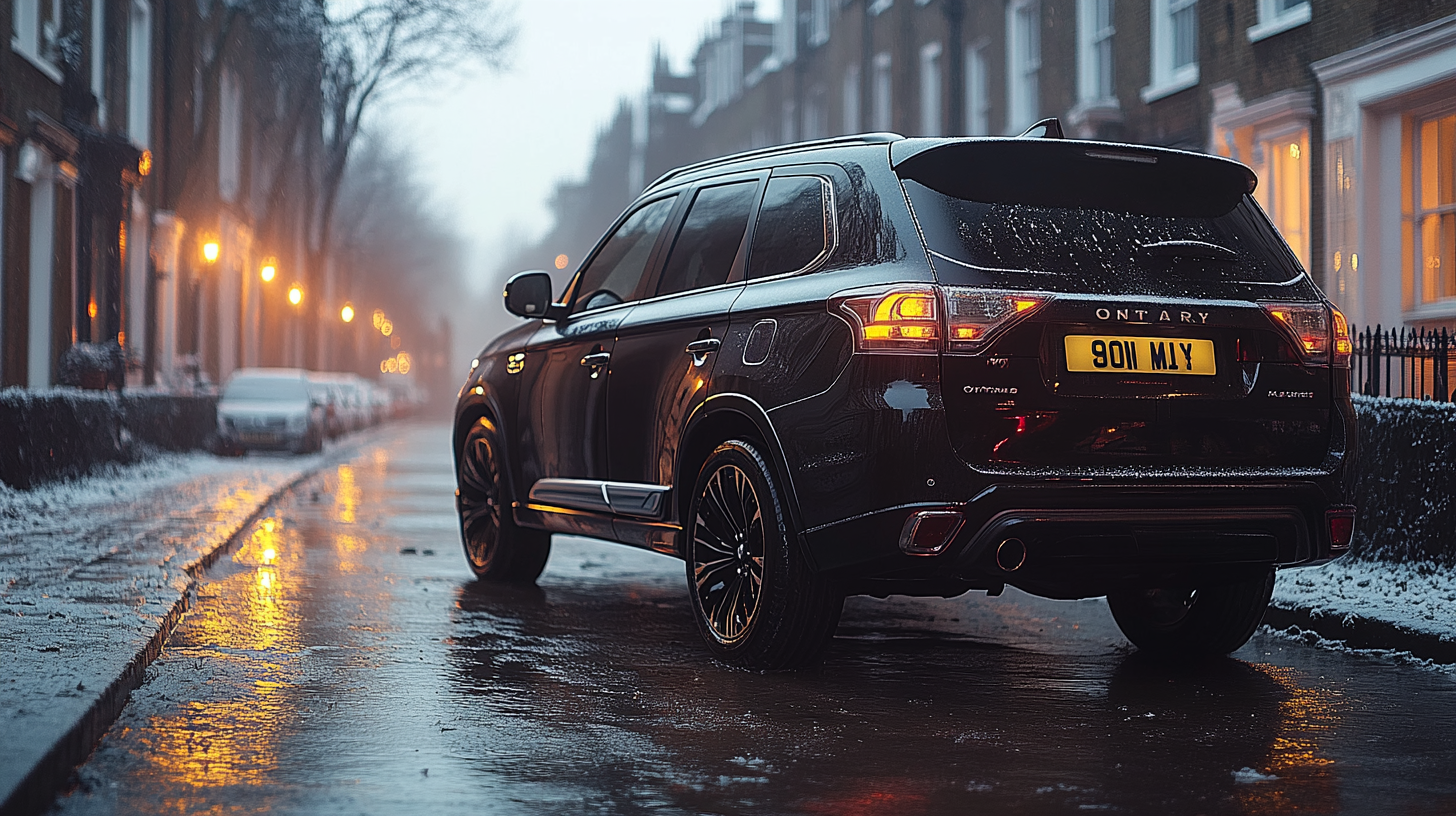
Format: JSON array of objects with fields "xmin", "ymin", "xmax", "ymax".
[
  {"xmin": 341, "ymin": 303, "xmax": 355, "ymax": 323},
  {"xmin": 202, "ymin": 241, "xmax": 220, "ymax": 263},
  {"xmin": 260, "ymin": 261, "xmax": 276, "ymax": 283},
  {"xmin": 288, "ymin": 284, "xmax": 303, "ymax": 306}
]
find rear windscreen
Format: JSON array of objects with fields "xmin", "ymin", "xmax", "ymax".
[{"xmin": 897, "ymin": 142, "xmax": 1320, "ymax": 300}]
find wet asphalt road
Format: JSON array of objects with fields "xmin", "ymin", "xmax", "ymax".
[{"xmin": 51, "ymin": 424, "xmax": 1456, "ymax": 815}]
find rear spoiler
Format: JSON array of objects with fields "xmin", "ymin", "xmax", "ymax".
[{"xmin": 891, "ymin": 138, "xmax": 1257, "ymax": 219}]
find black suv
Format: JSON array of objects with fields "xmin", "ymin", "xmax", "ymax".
[{"xmin": 454, "ymin": 127, "xmax": 1357, "ymax": 669}]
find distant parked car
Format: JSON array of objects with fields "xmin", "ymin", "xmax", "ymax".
[{"xmin": 217, "ymin": 368, "xmax": 325, "ymax": 454}]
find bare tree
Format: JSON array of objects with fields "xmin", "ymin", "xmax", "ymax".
[{"xmin": 305, "ymin": 0, "xmax": 515, "ymax": 365}]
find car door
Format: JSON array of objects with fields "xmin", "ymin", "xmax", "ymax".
[
  {"xmin": 513, "ymin": 193, "xmax": 681, "ymax": 531},
  {"xmin": 606, "ymin": 175, "xmax": 764, "ymax": 546}
]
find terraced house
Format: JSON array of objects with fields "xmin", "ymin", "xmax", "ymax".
[
  {"xmin": 589, "ymin": 0, "xmax": 1455, "ymax": 334},
  {"xmin": 1, "ymin": 0, "xmax": 325, "ymax": 391}
]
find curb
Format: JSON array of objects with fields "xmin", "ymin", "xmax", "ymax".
[
  {"xmin": 0, "ymin": 435, "xmax": 376, "ymax": 816},
  {"xmin": 1264, "ymin": 603, "xmax": 1456, "ymax": 665}
]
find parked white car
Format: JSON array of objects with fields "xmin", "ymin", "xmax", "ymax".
[{"xmin": 217, "ymin": 368, "xmax": 325, "ymax": 454}]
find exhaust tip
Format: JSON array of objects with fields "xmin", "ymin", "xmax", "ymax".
[{"xmin": 996, "ymin": 538, "xmax": 1027, "ymax": 572}]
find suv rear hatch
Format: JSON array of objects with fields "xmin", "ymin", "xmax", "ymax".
[{"xmin": 894, "ymin": 139, "xmax": 1347, "ymax": 471}]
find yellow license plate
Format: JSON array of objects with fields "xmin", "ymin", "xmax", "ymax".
[{"xmin": 1064, "ymin": 335, "xmax": 1217, "ymax": 376}]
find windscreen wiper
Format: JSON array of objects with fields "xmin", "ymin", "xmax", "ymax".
[{"xmin": 1138, "ymin": 240, "xmax": 1238, "ymax": 262}]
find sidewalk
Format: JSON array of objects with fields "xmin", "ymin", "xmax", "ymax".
[
  {"xmin": 1267, "ymin": 557, "xmax": 1456, "ymax": 666},
  {"xmin": 0, "ymin": 435, "xmax": 377, "ymax": 816}
]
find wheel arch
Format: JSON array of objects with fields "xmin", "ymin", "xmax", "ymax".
[
  {"xmin": 453, "ymin": 387, "xmax": 523, "ymax": 508},
  {"xmin": 675, "ymin": 394, "xmax": 806, "ymax": 561}
]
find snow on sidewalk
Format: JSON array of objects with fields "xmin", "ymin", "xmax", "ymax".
[
  {"xmin": 0, "ymin": 447, "xmax": 336, "ymax": 810},
  {"xmin": 1273, "ymin": 557, "xmax": 1456, "ymax": 643}
]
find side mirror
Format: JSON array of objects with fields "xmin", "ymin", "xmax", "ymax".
[{"xmin": 504, "ymin": 271, "xmax": 557, "ymax": 319}]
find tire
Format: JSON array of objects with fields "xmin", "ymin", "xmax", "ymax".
[
  {"xmin": 456, "ymin": 417, "xmax": 551, "ymax": 583},
  {"xmin": 1107, "ymin": 568, "xmax": 1275, "ymax": 657},
  {"xmin": 684, "ymin": 440, "xmax": 842, "ymax": 669}
]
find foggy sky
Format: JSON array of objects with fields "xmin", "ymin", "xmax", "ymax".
[{"xmin": 385, "ymin": 0, "xmax": 784, "ymax": 297}]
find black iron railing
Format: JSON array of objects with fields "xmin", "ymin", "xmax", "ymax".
[{"xmin": 1354, "ymin": 325, "xmax": 1453, "ymax": 402}]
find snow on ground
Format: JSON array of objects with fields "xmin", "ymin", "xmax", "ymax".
[{"xmin": 1273, "ymin": 557, "xmax": 1456, "ymax": 642}]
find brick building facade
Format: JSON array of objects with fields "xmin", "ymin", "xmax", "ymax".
[
  {"xmin": 529, "ymin": 0, "xmax": 1455, "ymax": 334},
  {"xmin": 1, "ymin": 1, "xmax": 325, "ymax": 390}
]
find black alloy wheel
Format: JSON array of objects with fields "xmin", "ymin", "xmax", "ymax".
[
  {"xmin": 457, "ymin": 417, "xmax": 550, "ymax": 583},
  {"xmin": 1107, "ymin": 568, "xmax": 1275, "ymax": 657},
  {"xmin": 693, "ymin": 463, "xmax": 766, "ymax": 642},
  {"xmin": 685, "ymin": 440, "xmax": 842, "ymax": 669}
]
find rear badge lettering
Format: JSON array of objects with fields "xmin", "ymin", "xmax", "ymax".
[
  {"xmin": 964, "ymin": 385, "xmax": 1018, "ymax": 394},
  {"xmin": 1095, "ymin": 308, "xmax": 1211, "ymax": 324},
  {"xmin": 1267, "ymin": 390, "xmax": 1315, "ymax": 399}
]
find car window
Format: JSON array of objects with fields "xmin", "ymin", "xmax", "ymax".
[
  {"xmin": 748, "ymin": 176, "xmax": 830, "ymax": 279},
  {"xmin": 570, "ymin": 195, "xmax": 677, "ymax": 313},
  {"xmin": 223, "ymin": 378, "xmax": 309, "ymax": 402},
  {"xmin": 655, "ymin": 180, "xmax": 759, "ymax": 297}
]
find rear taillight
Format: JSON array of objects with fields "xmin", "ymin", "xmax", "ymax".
[
  {"xmin": 942, "ymin": 289, "xmax": 1050, "ymax": 353},
  {"xmin": 1326, "ymin": 506, "xmax": 1356, "ymax": 551},
  {"xmin": 1261, "ymin": 303, "xmax": 1333, "ymax": 366},
  {"xmin": 833, "ymin": 286, "xmax": 1050, "ymax": 354},
  {"xmin": 835, "ymin": 287, "xmax": 940, "ymax": 354}
]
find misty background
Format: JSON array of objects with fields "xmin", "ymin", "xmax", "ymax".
[{"xmin": 366, "ymin": 0, "xmax": 776, "ymax": 375}]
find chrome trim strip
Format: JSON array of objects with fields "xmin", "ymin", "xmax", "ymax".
[{"xmin": 527, "ymin": 478, "xmax": 670, "ymax": 519}]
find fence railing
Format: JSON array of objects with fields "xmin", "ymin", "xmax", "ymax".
[{"xmin": 1354, "ymin": 325, "xmax": 1453, "ymax": 402}]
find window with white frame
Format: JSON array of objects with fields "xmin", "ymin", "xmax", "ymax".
[
  {"xmin": 1077, "ymin": 0, "xmax": 1115, "ymax": 104},
  {"xmin": 128, "ymin": 0, "xmax": 152, "ymax": 146},
  {"xmin": 1412, "ymin": 110, "xmax": 1456, "ymax": 306},
  {"xmin": 842, "ymin": 63, "xmax": 861, "ymax": 133},
  {"xmin": 872, "ymin": 52, "xmax": 893, "ymax": 132},
  {"xmin": 1006, "ymin": 0, "xmax": 1041, "ymax": 133},
  {"xmin": 12, "ymin": 0, "xmax": 63, "ymax": 81},
  {"xmin": 1143, "ymin": 0, "xmax": 1198, "ymax": 102},
  {"xmin": 1254, "ymin": 129, "xmax": 1311, "ymax": 270},
  {"xmin": 1248, "ymin": 0, "xmax": 1309, "ymax": 43},
  {"xmin": 919, "ymin": 42, "xmax": 943, "ymax": 137},
  {"xmin": 965, "ymin": 43, "xmax": 989, "ymax": 135}
]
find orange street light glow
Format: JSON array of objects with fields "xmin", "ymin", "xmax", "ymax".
[
  {"xmin": 260, "ymin": 264, "xmax": 276, "ymax": 282},
  {"xmin": 341, "ymin": 303, "xmax": 355, "ymax": 323},
  {"xmin": 381, "ymin": 320, "xmax": 393, "ymax": 337},
  {"xmin": 202, "ymin": 241, "xmax": 220, "ymax": 263},
  {"xmin": 288, "ymin": 285, "xmax": 303, "ymax": 306},
  {"xmin": 554, "ymin": 254, "xmax": 569, "ymax": 270},
  {"xmin": 372, "ymin": 309, "xmax": 385, "ymax": 329}
]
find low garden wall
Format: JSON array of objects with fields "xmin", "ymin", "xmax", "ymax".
[
  {"xmin": 0, "ymin": 389, "xmax": 216, "ymax": 489},
  {"xmin": 1350, "ymin": 395, "xmax": 1456, "ymax": 567}
]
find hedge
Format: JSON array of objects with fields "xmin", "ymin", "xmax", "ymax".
[
  {"xmin": 1350, "ymin": 395, "xmax": 1456, "ymax": 567},
  {"xmin": 0, "ymin": 389, "xmax": 216, "ymax": 489}
]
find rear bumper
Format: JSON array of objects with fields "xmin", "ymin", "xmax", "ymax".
[{"xmin": 804, "ymin": 480, "xmax": 1351, "ymax": 599}]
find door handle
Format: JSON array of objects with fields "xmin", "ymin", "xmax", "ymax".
[
  {"xmin": 685, "ymin": 338, "xmax": 721, "ymax": 355},
  {"xmin": 580, "ymin": 352, "xmax": 611, "ymax": 368}
]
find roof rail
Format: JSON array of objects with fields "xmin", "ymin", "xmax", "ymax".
[{"xmin": 645, "ymin": 132, "xmax": 904, "ymax": 191}]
